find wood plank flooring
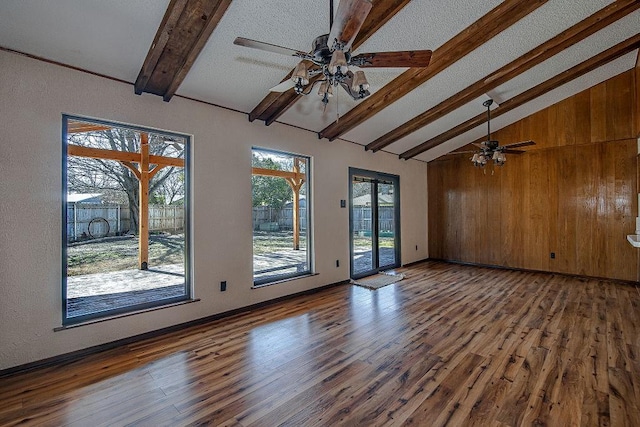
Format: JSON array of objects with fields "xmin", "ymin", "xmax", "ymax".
[{"xmin": 1, "ymin": 261, "xmax": 640, "ymax": 426}]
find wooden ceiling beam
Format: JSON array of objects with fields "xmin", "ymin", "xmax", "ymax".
[
  {"xmin": 134, "ymin": 0, "xmax": 232, "ymax": 102},
  {"xmin": 399, "ymin": 33, "xmax": 640, "ymax": 160},
  {"xmin": 318, "ymin": 0, "xmax": 548, "ymax": 141},
  {"xmin": 248, "ymin": 0, "xmax": 413, "ymax": 125},
  {"xmin": 366, "ymin": 0, "xmax": 640, "ymax": 152}
]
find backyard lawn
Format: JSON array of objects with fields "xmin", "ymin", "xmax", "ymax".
[
  {"xmin": 67, "ymin": 231, "xmax": 393, "ymax": 276},
  {"xmin": 67, "ymin": 234, "xmax": 185, "ymax": 276}
]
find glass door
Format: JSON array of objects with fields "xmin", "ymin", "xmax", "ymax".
[
  {"xmin": 377, "ymin": 179, "xmax": 397, "ymax": 270},
  {"xmin": 349, "ymin": 168, "xmax": 400, "ymax": 279}
]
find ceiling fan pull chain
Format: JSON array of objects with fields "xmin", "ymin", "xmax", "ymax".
[{"xmin": 335, "ymin": 82, "xmax": 340, "ymax": 122}]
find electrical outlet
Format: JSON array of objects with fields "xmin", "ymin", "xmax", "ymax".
[
  {"xmin": 220, "ymin": 281, "xmax": 227, "ymax": 291},
  {"xmin": 550, "ymin": 252, "xmax": 555, "ymax": 259},
  {"xmin": 336, "ymin": 259, "xmax": 340, "ymax": 267}
]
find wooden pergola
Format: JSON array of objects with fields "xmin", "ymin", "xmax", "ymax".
[
  {"xmin": 68, "ymin": 120, "xmax": 304, "ymax": 267},
  {"xmin": 67, "ymin": 121, "xmax": 184, "ymax": 270},
  {"xmin": 252, "ymin": 157, "xmax": 305, "ymax": 250}
]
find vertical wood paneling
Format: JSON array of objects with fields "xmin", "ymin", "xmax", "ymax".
[
  {"xmin": 591, "ymin": 82, "xmax": 608, "ymax": 143},
  {"xmin": 603, "ymin": 142, "xmax": 617, "ymax": 279},
  {"xmin": 461, "ymin": 162, "xmax": 475, "ymax": 262},
  {"xmin": 486, "ymin": 170, "xmax": 502, "ymax": 263},
  {"xmin": 427, "ymin": 70, "xmax": 638, "ymax": 282},
  {"xmin": 427, "ymin": 163, "xmax": 442, "ymax": 258},
  {"xmin": 525, "ymin": 150, "xmax": 550, "ymax": 271},
  {"xmin": 555, "ymin": 145, "xmax": 577, "ymax": 274},
  {"xmin": 548, "ymin": 103, "xmax": 560, "ymax": 147},
  {"xmin": 575, "ymin": 90, "xmax": 592, "ymax": 144},
  {"xmin": 500, "ymin": 153, "xmax": 526, "ymax": 268},
  {"xmin": 472, "ymin": 167, "xmax": 489, "ymax": 264},
  {"xmin": 575, "ymin": 143, "xmax": 599, "ymax": 277},
  {"xmin": 610, "ymin": 71, "xmax": 634, "ymax": 140},
  {"xmin": 447, "ymin": 159, "xmax": 462, "ymax": 259},
  {"xmin": 611, "ymin": 139, "xmax": 636, "ymax": 278},
  {"xmin": 635, "ymin": 65, "xmax": 640, "ymax": 137}
]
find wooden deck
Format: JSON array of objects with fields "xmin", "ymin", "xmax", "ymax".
[{"xmin": 1, "ymin": 261, "xmax": 639, "ymax": 426}]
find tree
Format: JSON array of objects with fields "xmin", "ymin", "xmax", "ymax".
[
  {"xmin": 67, "ymin": 127, "xmax": 184, "ymax": 232},
  {"xmin": 251, "ymin": 154, "xmax": 292, "ymax": 210},
  {"xmin": 159, "ymin": 170, "xmax": 185, "ymax": 205}
]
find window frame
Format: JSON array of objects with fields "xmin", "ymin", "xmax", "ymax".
[
  {"xmin": 251, "ymin": 147, "xmax": 313, "ymax": 287},
  {"xmin": 348, "ymin": 167, "xmax": 401, "ymax": 279},
  {"xmin": 61, "ymin": 115, "xmax": 192, "ymax": 325}
]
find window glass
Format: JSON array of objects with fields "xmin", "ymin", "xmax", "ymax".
[
  {"xmin": 252, "ymin": 148, "xmax": 311, "ymax": 285},
  {"xmin": 63, "ymin": 117, "xmax": 190, "ymax": 324}
]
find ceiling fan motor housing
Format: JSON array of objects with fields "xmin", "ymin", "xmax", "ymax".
[{"xmin": 486, "ymin": 140, "xmax": 500, "ymax": 150}]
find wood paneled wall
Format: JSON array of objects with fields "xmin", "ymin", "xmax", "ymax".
[
  {"xmin": 636, "ymin": 60, "xmax": 640, "ymax": 137},
  {"xmin": 428, "ymin": 70, "xmax": 639, "ymax": 282}
]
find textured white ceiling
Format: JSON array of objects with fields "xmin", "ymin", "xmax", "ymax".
[
  {"xmin": 343, "ymin": 0, "xmax": 613, "ymax": 146},
  {"xmin": 0, "ymin": 0, "xmax": 168, "ymax": 82},
  {"xmin": 0, "ymin": 0, "xmax": 637, "ymax": 163}
]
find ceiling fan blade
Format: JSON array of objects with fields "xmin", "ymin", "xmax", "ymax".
[
  {"xmin": 446, "ymin": 150, "xmax": 478, "ymax": 155},
  {"xmin": 269, "ymin": 80, "xmax": 296, "ymax": 92},
  {"xmin": 234, "ymin": 37, "xmax": 311, "ymax": 59},
  {"xmin": 501, "ymin": 140, "xmax": 535, "ymax": 149},
  {"xmin": 351, "ymin": 50, "xmax": 432, "ymax": 68},
  {"xmin": 328, "ymin": 0, "xmax": 373, "ymax": 51},
  {"xmin": 502, "ymin": 149, "xmax": 526, "ymax": 154}
]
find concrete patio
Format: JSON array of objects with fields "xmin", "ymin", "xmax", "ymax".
[{"xmin": 66, "ymin": 247, "xmax": 396, "ymax": 318}]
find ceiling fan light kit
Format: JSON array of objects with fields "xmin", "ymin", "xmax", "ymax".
[
  {"xmin": 233, "ymin": 0, "xmax": 432, "ymax": 111},
  {"xmin": 454, "ymin": 99, "xmax": 536, "ymax": 169},
  {"xmin": 470, "ymin": 98, "xmax": 535, "ymax": 168}
]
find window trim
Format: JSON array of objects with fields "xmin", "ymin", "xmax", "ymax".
[
  {"xmin": 61, "ymin": 115, "xmax": 192, "ymax": 326},
  {"xmin": 251, "ymin": 147, "xmax": 313, "ymax": 286}
]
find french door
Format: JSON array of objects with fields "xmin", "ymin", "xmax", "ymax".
[{"xmin": 349, "ymin": 168, "xmax": 400, "ymax": 279}]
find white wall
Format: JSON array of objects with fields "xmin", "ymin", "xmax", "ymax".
[{"xmin": 0, "ymin": 49, "xmax": 429, "ymax": 370}]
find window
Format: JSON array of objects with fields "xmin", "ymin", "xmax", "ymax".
[
  {"xmin": 252, "ymin": 148, "xmax": 311, "ymax": 285},
  {"xmin": 63, "ymin": 116, "xmax": 191, "ymax": 325}
]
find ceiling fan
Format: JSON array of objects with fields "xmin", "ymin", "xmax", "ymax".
[
  {"xmin": 454, "ymin": 99, "xmax": 535, "ymax": 167},
  {"xmin": 233, "ymin": 0, "xmax": 432, "ymax": 107}
]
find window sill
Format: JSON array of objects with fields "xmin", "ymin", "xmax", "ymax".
[
  {"xmin": 252, "ymin": 273, "xmax": 319, "ymax": 289},
  {"xmin": 54, "ymin": 298, "xmax": 200, "ymax": 331}
]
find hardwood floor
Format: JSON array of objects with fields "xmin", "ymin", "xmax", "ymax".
[{"xmin": 1, "ymin": 261, "xmax": 640, "ymax": 426}]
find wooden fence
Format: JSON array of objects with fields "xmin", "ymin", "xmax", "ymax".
[
  {"xmin": 251, "ymin": 205, "xmax": 394, "ymax": 233},
  {"xmin": 351, "ymin": 206, "xmax": 395, "ymax": 233},
  {"xmin": 252, "ymin": 206, "xmax": 307, "ymax": 231},
  {"xmin": 66, "ymin": 203, "xmax": 184, "ymax": 241}
]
